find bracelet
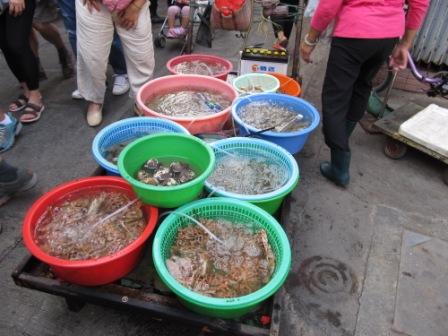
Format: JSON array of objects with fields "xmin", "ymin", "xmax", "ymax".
[{"xmin": 304, "ymin": 33, "xmax": 319, "ymax": 47}]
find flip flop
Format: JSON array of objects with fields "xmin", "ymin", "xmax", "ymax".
[
  {"xmin": 20, "ymin": 103, "xmax": 45, "ymax": 124},
  {"xmin": 273, "ymin": 43, "xmax": 287, "ymax": 51},
  {"xmin": 9, "ymin": 94, "xmax": 28, "ymax": 113}
]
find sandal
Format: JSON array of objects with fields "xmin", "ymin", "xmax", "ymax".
[
  {"xmin": 9, "ymin": 94, "xmax": 28, "ymax": 113},
  {"xmin": 20, "ymin": 103, "xmax": 45, "ymax": 124},
  {"xmin": 166, "ymin": 28, "xmax": 178, "ymax": 38},
  {"xmin": 273, "ymin": 43, "xmax": 287, "ymax": 51}
]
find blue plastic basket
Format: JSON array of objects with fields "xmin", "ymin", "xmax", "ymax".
[
  {"xmin": 204, "ymin": 137, "xmax": 299, "ymax": 213},
  {"xmin": 92, "ymin": 117, "xmax": 189, "ymax": 175},
  {"xmin": 231, "ymin": 93, "xmax": 320, "ymax": 154}
]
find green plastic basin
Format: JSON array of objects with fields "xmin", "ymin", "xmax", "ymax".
[
  {"xmin": 118, "ymin": 133, "xmax": 215, "ymax": 208},
  {"xmin": 152, "ymin": 197, "xmax": 292, "ymax": 319}
]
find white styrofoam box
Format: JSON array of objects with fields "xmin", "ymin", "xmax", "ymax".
[{"xmin": 398, "ymin": 104, "xmax": 448, "ymax": 157}]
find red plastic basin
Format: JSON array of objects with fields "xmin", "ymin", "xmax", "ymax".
[
  {"xmin": 166, "ymin": 54, "xmax": 233, "ymax": 81},
  {"xmin": 22, "ymin": 176, "xmax": 158, "ymax": 286},
  {"xmin": 136, "ymin": 75, "xmax": 238, "ymax": 135}
]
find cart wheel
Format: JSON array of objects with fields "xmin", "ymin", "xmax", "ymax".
[
  {"xmin": 384, "ymin": 138, "xmax": 407, "ymax": 159},
  {"xmin": 65, "ymin": 297, "xmax": 86, "ymax": 312},
  {"xmin": 443, "ymin": 167, "xmax": 448, "ymax": 186},
  {"xmin": 154, "ymin": 35, "xmax": 166, "ymax": 48}
]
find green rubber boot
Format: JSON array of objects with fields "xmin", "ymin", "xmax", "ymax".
[{"xmin": 320, "ymin": 148, "xmax": 351, "ymax": 187}]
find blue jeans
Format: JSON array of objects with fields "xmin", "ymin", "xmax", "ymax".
[{"xmin": 57, "ymin": 0, "xmax": 127, "ymax": 75}]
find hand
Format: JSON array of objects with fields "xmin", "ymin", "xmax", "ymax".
[
  {"xmin": 389, "ymin": 43, "xmax": 409, "ymax": 71},
  {"xmin": 83, "ymin": 0, "xmax": 100, "ymax": 13},
  {"xmin": 118, "ymin": 4, "xmax": 140, "ymax": 30},
  {"xmin": 300, "ymin": 42, "xmax": 315, "ymax": 63},
  {"xmin": 9, "ymin": 0, "xmax": 25, "ymax": 17}
]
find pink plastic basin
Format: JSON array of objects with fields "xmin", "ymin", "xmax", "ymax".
[
  {"xmin": 167, "ymin": 54, "xmax": 233, "ymax": 81},
  {"xmin": 136, "ymin": 75, "xmax": 238, "ymax": 135}
]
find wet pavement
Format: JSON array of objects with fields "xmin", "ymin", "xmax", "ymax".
[{"xmin": 1, "ymin": 13, "xmax": 448, "ymax": 336}]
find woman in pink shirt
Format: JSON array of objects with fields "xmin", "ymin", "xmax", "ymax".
[{"xmin": 300, "ymin": 0, "xmax": 428, "ymax": 187}]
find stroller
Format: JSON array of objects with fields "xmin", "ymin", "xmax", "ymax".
[{"xmin": 154, "ymin": 0, "xmax": 212, "ymax": 53}]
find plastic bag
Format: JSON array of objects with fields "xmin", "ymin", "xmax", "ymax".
[{"xmin": 211, "ymin": 0, "xmax": 252, "ymax": 32}]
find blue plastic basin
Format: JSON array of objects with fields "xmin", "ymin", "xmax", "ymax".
[
  {"xmin": 92, "ymin": 117, "xmax": 189, "ymax": 175},
  {"xmin": 232, "ymin": 93, "xmax": 320, "ymax": 154}
]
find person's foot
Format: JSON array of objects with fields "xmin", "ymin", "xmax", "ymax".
[
  {"xmin": 0, "ymin": 167, "xmax": 37, "ymax": 207},
  {"xmin": 20, "ymin": 102, "xmax": 45, "ymax": 124},
  {"xmin": 320, "ymin": 148, "xmax": 351, "ymax": 187},
  {"xmin": 112, "ymin": 74, "xmax": 130, "ymax": 96},
  {"xmin": 167, "ymin": 27, "xmax": 186, "ymax": 38},
  {"xmin": 0, "ymin": 113, "xmax": 22, "ymax": 153},
  {"xmin": 58, "ymin": 47, "xmax": 75, "ymax": 79},
  {"xmin": 86, "ymin": 103, "xmax": 103, "ymax": 127},
  {"xmin": 72, "ymin": 89, "xmax": 83, "ymax": 100},
  {"xmin": 151, "ymin": 15, "xmax": 165, "ymax": 24}
]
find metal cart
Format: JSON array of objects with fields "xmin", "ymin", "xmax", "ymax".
[
  {"xmin": 12, "ymin": 168, "xmax": 291, "ymax": 336},
  {"xmin": 374, "ymin": 101, "xmax": 448, "ymax": 185}
]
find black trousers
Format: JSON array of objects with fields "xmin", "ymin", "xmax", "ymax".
[
  {"xmin": 0, "ymin": 0, "xmax": 39, "ymax": 90},
  {"xmin": 322, "ymin": 37, "xmax": 397, "ymax": 151}
]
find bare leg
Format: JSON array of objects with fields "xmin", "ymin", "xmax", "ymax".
[
  {"xmin": 29, "ymin": 28, "xmax": 39, "ymax": 56},
  {"xmin": 180, "ymin": 6, "xmax": 189, "ymax": 29},
  {"xmin": 29, "ymin": 29, "xmax": 47, "ymax": 80},
  {"xmin": 32, "ymin": 22, "xmax": 74, "ymax": 78},
  {"xmin": 181, "ymin": 16, "xmax": 189, "ymax": 28},
  {"xmin": 167, "ymin": 6, "xmax": 180, "ymax": 29},
  {"xmin": 33, "ymin": 22, "xmax": 66, "ymax": 49}
]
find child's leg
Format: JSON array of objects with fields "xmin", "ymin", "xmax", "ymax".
[
  {"xmin": 180, "ymin": 6, "xmax": 190, "ymax": 28},
  {"xmin": 167, "ymin": 6, "xmax": 181, "ymax": 29}
]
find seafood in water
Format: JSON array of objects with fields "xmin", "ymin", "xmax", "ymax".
[
  {"xmin": 208, "ymin": 155, "xmax": 287, "ymax": 194},
  {"xmin": 35, "ymin": 191, "xmax": 145, "ymax": 260},
  {"xmin": 239, "ymin": 101, "xmax": 311, "ymax": 132},
  {"xmin": 166, "ymin": 218, "xmax": 276, "ymax": 298},
  {"xmin": 145, "ymin": 89, "xmax": 232, "ymax": 117},
  {"xmin": 173, "ymin": 60, "xmax": 226, "ymax": 76},
  {"xmin": 238, "ymin": 84, "xmax": 264, "ymax": 94},
  {"xmin": 104, "ymin": 140, "xmax": 132, "ymax": 164},
  {"xmin": 136, "ymin": 158, "xmax": 196, "ymax": 186}
]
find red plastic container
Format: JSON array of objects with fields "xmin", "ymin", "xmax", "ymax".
[
  {"xmin": 136, "ymin": 75, "xmax": 238, "ymax": 135},
  {"xmin": 22, "ymin": 176, "xmax": 158, "ymax": 286},
  {"xmin": 167, "ymin": 54, "xmax": 233, "ymax": 81}
]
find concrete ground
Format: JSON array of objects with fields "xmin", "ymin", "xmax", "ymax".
[{"xmin": 1, "ymin": 12, "xmax": 447, "ymax": 336}]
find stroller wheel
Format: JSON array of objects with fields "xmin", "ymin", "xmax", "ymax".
[{"xmin": 155, "ymin": 35, "xmax": 166, "ymax": 48}]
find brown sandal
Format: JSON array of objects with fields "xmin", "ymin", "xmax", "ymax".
[
  {"xmin": 9, "ymin": 94, "xmax": 28, "ymax": 113},
  {"xmin": 20, "ymin": 103, "xmax": 45, "ymax": 124}
]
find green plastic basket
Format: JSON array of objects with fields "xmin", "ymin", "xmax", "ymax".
[
  {"xmin": 117, "ymin": 133, "xmax": 215, "ymax": 208},
  {"xmin": 152, "ymin": 197, "xmax": 292, "ymax": 319},
  {"xmin": 205, "ymin": 137, "xmax": 300, "ymax": 214}
]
